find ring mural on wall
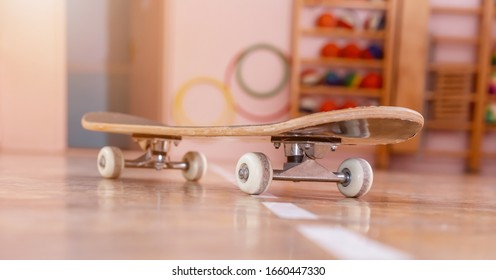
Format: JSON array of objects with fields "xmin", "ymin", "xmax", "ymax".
[{"xmin": 173, "ymin": 43, "xmax": 291, "ymax": 126}]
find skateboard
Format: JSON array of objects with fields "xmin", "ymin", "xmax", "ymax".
[{"xmin": 82, "ymin": 106, "xmax": 424, "ymax": 198}]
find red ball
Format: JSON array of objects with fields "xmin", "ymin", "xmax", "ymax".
[
  {"xmin": 316, "ymin": 13, "xmax": 336, "ymax": 28},
  {"xmin": 340, "ymin": 100, "xmax": 358, "ymax": 109},
  {"xmin": 320, "ymin": 43, "xmax": 340, "ymax": 57},
  {"xmin": 319, "ymin": 100, "xmax": 337, "ymax": 112},
  {"xmin": 360, "ymin": 49, "xmax": 374, "ymax": 59},
  {"xmin": 360, "ymin": 73, "xmax": 383, "ymax": 88},
  {"xmin": 339, "ymin": 43, "xmax": 361, "ymax": 59},
  {"xmin": 336, "ymin": 12, "xmax": 356, "ymax": 30}
]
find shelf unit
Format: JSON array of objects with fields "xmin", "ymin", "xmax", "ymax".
[
  {"xmin": 480, "ymin": 0, "xmax": 496, "ymax": 166},
  {"xmin": 424, "ymin": 0, "xmax": 494, "ymax": 171},
  {"xmin": 290, "ymin": 0, "xmax": 398, "ymax": 168}
]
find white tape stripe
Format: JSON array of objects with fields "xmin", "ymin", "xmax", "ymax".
[
  {"xmin": 256, "ymin": 193, "xmax": 278, "ymax": 199},
  {"xmin": 209, "ymin": 163, "xmax": 236, "ymax": 184},
  {"xmin": 263, "ymin": 202, "xmax": 318, "ymax": 220},
  {"xmin": 298, "ymin": 225, "xmax": 412, "ymax": 260}
]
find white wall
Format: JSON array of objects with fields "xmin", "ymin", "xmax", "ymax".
[{"xmin": 0, "ymin": 0, "xmax": 66, "ymax": 153}]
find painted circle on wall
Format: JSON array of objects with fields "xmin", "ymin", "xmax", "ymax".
[
  {"xmin": 225, "ymin": 43, "xmax": 291, "ymax": 122},
  {"xmin": 235, "ymin": 43, "xmax": 290, "ymax": 99},
  {"xmin": 173, "ymin": 77, "xmax": 235, "ymax": 126}
]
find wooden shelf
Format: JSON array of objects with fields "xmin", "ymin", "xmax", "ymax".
[
  {"xmin": 487, "ymin": 94, "xmax": 496, "ymax": 102},
  {"xmin": 422, "ymin": 149, "xmax": 469, "ymax": 158},
  {"xmin": 301, "ymin": 28, "xmax": 386, "ymax": 40},
  {"xmin": 303, "ymin": 0, "xmax": 387, "ymax": 10},
  {"xmin": 301, "ymin": 57, "xmax": 383, "ymax": 69},
  {"xmin": 291, "ymin": 0, "xmax": 397, "ymax": 168},
  {"xmin": 486, "ymin": 124, "xmax": 496, "ymax": 132},
  {"xmin": 428, "ymin": 63, "xmax": 478, "ymax": 73},
  {"xmin": 300, "ymin": 85, "xmax": 382, "ymax": 98},
  {"xmin": 431, "ymin": 6, "xmax": 481, "ymax": 16},
  {"xmin": 426, "ymin": 120, "xmax": 472, "ymax": 131},
  {"xmin": 425, "ymin": 92, "xmax": 476, "ymax": 101},
  {"xmin": 431, "ymin": 35, "xmax": 480, "ymax": 45}
]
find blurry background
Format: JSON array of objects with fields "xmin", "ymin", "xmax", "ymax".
[{"xmin": 0, "ymin": 0, "xmax": 495, "ymax": 174}]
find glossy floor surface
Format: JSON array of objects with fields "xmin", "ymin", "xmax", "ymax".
[{"xmin": 0, "ymin": 150, "xmax": 495, "ymax": 259}]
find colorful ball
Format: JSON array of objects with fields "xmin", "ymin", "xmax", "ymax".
[
  {"xmin": 367, "ymin": 44, "xmax": 383, "ymax": 59},
  {"xmin": 343, "ymin": 72, "xmax": 362, "ymax": 88},
  {"xmin": 360, "ymin": 72, "xmax": 383, "ymax": 88},
  {"xmin": 340, "ymin": 43, "xmax": 361, "ymax": 59},
  {"xmin": 321, "ymin": 43, "xmax": 340, "ymax": 57},
  {"xmin": 300, "ymin": 69, "xmax": 323, "ymax": 86},
  {"xmin": 300, "ymin": 97, "xmax": 320, "ymax": 113},
  {"xmin": 319, "ymin": 100, "xmax": 338, "ymax": 112},
  {"xmin": 324, "ymin": 72, "xmax": 343, "ymax": 86},
  {"xmin": 316, "ymin": 12, "xmax": 337, "ymax": 28},
  {"xmin": 340, "ymin": 100, "xmax": 358, "ymax": 109}
]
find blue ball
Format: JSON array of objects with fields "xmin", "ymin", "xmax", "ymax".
[
  {"xmin": 324, "ymin": 72, "xmax": 342, "ymax": 86},
  {"xmin": 367, "ymin": 44, "xmax": 383, "ymax": 59}
]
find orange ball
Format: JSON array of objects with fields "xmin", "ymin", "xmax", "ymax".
[
  {"xmin": 360, "ymin": 73, "xmax": 383, "ymax": 88},
  {"xmin": 340, "ymin": 100, "xmax": 358, "ymax": 109},
  {"xmin": 319, "ymin": 100, "xmax": 338, "ymax": 112},
  {"xmin": 316, "ymin": 13, "xmax": 336, "ymax": 28},
  {"xmin": 320, "ymin": 43, "xmax": 340, "ymax": 57},
  {"xmin": 339, "ymin": 43, "xmax": 361, "ymax": 59}
]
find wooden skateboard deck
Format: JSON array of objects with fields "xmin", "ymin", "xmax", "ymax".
[
  {"xmin": 82, "ymin": 106, "xmax": 423, "ymax": 199},
  {"xmin": 82, "ymin": 106, "xmax": 423, "ymax": 145}
]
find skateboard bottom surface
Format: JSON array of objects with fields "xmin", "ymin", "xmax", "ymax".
[{"xmin": 0, "ymin": 150, "xmax": 495, "ymax": 259}]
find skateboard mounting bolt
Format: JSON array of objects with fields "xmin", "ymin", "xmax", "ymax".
[
  {"xmin": 273, "ymin": 142, "xmax": 281, "ymax": 149},
  {"xmin": 238, "ymin": 164, "xmax": 249, "ymax": 181},
  {"xmin": 331, "ymin": 145, "xmax": 337, "ymax": 152}
]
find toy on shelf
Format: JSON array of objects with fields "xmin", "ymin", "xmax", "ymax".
[
  {"xmin": 359, "ymin": 72, "xmax": 383, "ymax": 89},
  {"xmin": 299, "ymin": 97, "xmax": 320, "ymax": 113},
  {"xmin": 339, "ymin": 43, "xmax": 362, "ymax": 59},
  {"xmin": 324, "ymin": 71, "xmax": 343, "ymax": 86},
  {"xmin": 361, "ymin": 44, "xmax": 383, "ymax": 59},
  {"xmin": 364, "ymin": 12, "xmax": 385, "ymax": 31},
  {"xmin": 319, "ymin": 99, "xmax": 358, "ymax": 112},
  {"xmin": 336, "ymin": 10, "xmax": 357, "ymax": 30},
  {"xmin": 343, "ymin": 72, "xmax": 362, "ymax": 88},
  {"xmin": 316, "ymin": 12, "xmax": 337, "ymax": 28},
  {"xmin": 320, "ymin": 42, "xmax": 340, "ymax": 57},
  {"xmin": 300, "ymin": 68, "xmax": 324, "ymax": 86},
  {"xmin": 319, "ymin": 100, "xmax": 338, "ymax": 112}
]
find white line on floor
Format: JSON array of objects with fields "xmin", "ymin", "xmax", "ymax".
[
  {"xmin": 298, "ymin": 225, "xmax": 412, "ymax": 260},
  {"xmin": 263, "ymin": 202, "xmax": 318, "ymax": 220},
  {"xmin": 256, "ymin": 193, "xmax": 278, "ymax": 199},
  {"xmin": 209, "ymin": 163, "xmax": 236, "ymax": 184}
]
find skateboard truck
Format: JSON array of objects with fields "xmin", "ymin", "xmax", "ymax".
[
  {"xmin": 96, "ymin": 135, "xmax": 207, "ymax": 182},
  {"xmin": 235, "ymin": 137, "xmax": 373, "ymax": 198}
]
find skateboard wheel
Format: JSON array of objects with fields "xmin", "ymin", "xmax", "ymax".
[
  {"xmin": 97, "ymin": 146, "xmax": 124, "ymax": 179},
  {"xmin": 235, "ymin": 152, "xmax": 273, "ymax": 195},
  {"xmin": 182, "ymin": 151, "xmax": 207, "ymax": 181},
  {"xmin": 337, "ymin": 158, "xmax": 373, "ymax": 198}
]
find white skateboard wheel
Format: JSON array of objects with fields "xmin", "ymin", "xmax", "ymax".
[
  {"xmin": 337, "ymin": 158, "xmax": 373, "ymax": 198},
  {"xmin": 235, "ymin": 152, "xmax": 273, "ymax": 195},
  {"xmin": 182, "ymin": 151, "xmax": 207, "ymax": 181},
  {"xmin": 97, "ymin": 146, "xmax": 125, "ymax": 179}
]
